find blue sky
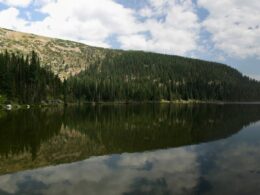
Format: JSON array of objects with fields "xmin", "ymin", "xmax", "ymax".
[{"xmin": 0, "ymin": 0, "xmax": 259, "ymax": 80}]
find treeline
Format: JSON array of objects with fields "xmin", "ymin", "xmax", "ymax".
[
  {"xmin": 66, "ymin": 51, "xmax": 260, "ymax": 102},
  {"xmin": 0, "ymin": 51, "xmax": 62, "ymax": 104},
  {"xmin": 1, "ymin": 50, "xmax": 260, "ymax": 104}
]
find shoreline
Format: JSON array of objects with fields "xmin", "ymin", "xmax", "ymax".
[
  {"xmin": 2, "ymin": 100, "xmax": 260, "ymax": 111},
  {"xmin": 81, "ymin": 100, "xmax": 260, "ymax": 105}
]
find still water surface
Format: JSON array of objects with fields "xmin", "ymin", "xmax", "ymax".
[{"xmin": 0, "ymin": 104, "xmax": 260, "ymax": 194}]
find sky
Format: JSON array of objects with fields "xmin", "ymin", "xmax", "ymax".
[{"xmin": 0, "ymin": 0, "xmax": 259, "ymax": 80}]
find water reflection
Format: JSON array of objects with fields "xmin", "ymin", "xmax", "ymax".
[
  {"xmin": 0, "ymin": 121, "xmax": 260, "ymax": 195},
  {"xmin": 1, "ymin": 104, "xmax": 260, "ymax": 175},
  {"xmin": 0, "ymin": 104, "xmax": 260, "ymax": 194},
  {"xmin": 0, "ymin": 148, "xmax": 199, "ymax": 195},
  {"xmin": 196, "ymin": 122, "xmax": 260, "ymax": 195}
]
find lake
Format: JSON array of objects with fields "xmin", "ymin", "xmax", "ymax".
[{"xmin": 0, "ymin": 104, "xmax": 260, "ymax": 195}]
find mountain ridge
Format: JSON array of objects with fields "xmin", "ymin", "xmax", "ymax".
[
  {"xmin": 1, "ymin": 27, "xmax": 260, "ymax": 102},
  {"xmin": 0, "ymin": 27, "xmax": 252, "ymax": 81}
]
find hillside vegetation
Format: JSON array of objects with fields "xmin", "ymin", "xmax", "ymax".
[
  {"xmin": 66, "ymin": 51, "xmax": 260, "ymax": 102},
  {"xmin": 0, "ymin": 51, "xmax": 62, "ymax": 104},
  {"xmin": 1, "ymin": 27, "xmax": 260, "ymax": 103},
  {"xmin": 0, "ymin": 27, "xmax": 111, "ymax": 80}
]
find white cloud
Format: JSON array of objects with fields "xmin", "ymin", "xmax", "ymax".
[
  {"xmin": 198, "ymin": 0, "xmax": 260, "ymax": 59},
  {"xmin": 30, "ymin": 0, "xmax": 143, "ymax": 48},
  {"xmin": 0, "ymin": 0, "xmax": 200, "ymax": 55},
  {"xmin": 0, "ymin": 0, "xmax": 32, "ymax": 7},
  {"xmin": 0, "ymin": 7, "xmax": 28, "ymax": 29},
  {"xmin": 119, "ymin": 0, "xmax": 200, "ymax": 55},
  {"xmin": 0, "ymin": 0, "xmax": 259, "ymax": 61},
  {"xmin": 139, "ymin": 7, "xmax": 153, "ymax": 18},
  {"xmin": 0, "ymin": 0, "xmax": 143, "ymax": 48}
]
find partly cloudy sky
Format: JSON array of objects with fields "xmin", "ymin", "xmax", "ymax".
[{"xmin": 0, "ymin": 0, "xmax": 259, "ymax": 79}]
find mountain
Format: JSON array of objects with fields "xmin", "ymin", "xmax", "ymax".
[
  {"xmin": 0, "ymin": 27, "xmax": 112, "ymax": 80},
  {"xmin": 66, "ymin": 50, "xmax": 260, "ymax": 102},
  {"xmin": 1, "ymin": 27, "xmax": 260, "ymax": 102}
]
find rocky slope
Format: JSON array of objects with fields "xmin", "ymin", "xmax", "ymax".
[{"xmin": 0, "ymin": 27, "xmax": 117, "ymax": 80}]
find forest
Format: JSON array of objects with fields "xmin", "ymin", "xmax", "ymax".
[
  {"xmin": 0, "ymin": 50, "xmax": 62, "ymax": 104},
  {"xmin": 66, "ymin": 51, "xmax": 260, "ymax": 102},
  {"xmin": 1, "ymin": 50, "xmax": 260, "ymax": 105}
]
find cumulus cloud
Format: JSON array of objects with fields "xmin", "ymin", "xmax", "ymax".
[
  {"xmin": 33, "ymin": 0, "xmax": 142, "ymax": 47},
  {"xmin": 0, "ymin": 0, "xmax": 259, "ymax": 61},
  {"xmin": 0, "ymin": 0, "xmax": 143, "ymax": 48},
  {"xmin": 0, "ymin": 7, "xmax": 28, "ymax": 29},
  {"xmin": 198, "ymin": 0, "xmax": 260, "ymax": 59},
  {"xmin": 0, "ymin": 0, "xmax": 201, "ymax": 55},
  {"xmin": 119, "ymin": 0, "xmax": 200, "ymax": 55},
  {"xmin": 0, "ymin": 0, "xmax": 32, "ymax": 7}
]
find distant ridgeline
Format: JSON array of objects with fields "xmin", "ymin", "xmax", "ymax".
[
  {"xmin": 1, "ymin": 50, "xmax": 260, "ymax": 104},
  {"xmin": 66, "ymin": 51, "xmax": 260, "ymax": 102}
]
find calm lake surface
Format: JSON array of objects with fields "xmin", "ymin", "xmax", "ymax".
[{"xmin": 0, "ymin": 104, "xmax": 260, "ymax": 195}]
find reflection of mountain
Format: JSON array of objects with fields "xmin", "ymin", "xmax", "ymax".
[
  {"xmin": 0, "ymin": 104, "xmax": 260, "ymax": 174},
  {"xmin": 0, "ymin": 108, "xmax": 63, "ymax": 158},
  {"xmin": 64, "ymin": 104, "xmax": 260, "ymax": 152}
]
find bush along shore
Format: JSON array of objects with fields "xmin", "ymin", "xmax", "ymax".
[{"xmin": 0, "ymin": 98, "xmax": 65, "ymax": 111}]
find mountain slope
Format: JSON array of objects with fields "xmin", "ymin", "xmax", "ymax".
[
  {"xmin": 0, "ymin": 27, "xmax": 114, "ymax": 80},
  {"xmin": 66, "ymin": 51, "xmax": 260, "ymax": 101},
  {"xmin": 1, "ymin": 27, "xmax": 260, "ymax": 102}
]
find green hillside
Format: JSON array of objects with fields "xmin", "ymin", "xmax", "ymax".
[
  {"xmin": 66, "ymin": 51, "xmax": 260, "ymax": 102},
  {"xmin": 0, "ymin": 27, "xmax": 260, "ymax": 103}
]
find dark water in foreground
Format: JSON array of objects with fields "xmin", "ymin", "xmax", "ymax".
[{"xmin": 0, "ymin": 104, "xmax": 260, "ymax": 195}]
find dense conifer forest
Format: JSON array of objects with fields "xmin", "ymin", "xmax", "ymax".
[
  {"xmin": 1, "ymin": 50, "xmax": 260, "ymax": 105},
  {"xmin": 0, "ymin": 51, "xmax": 62, "ymax": 104},
  {"xmin": 66, "ymin": 51, "xmax": 260, "ymax": 102}
]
